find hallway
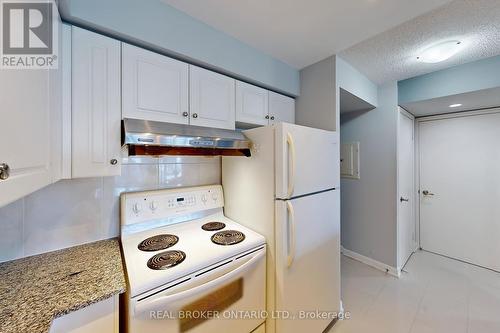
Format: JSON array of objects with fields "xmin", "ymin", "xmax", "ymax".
[{"xmin": 330, "ymin": 251, "xmax": 500, "ymax": 333}]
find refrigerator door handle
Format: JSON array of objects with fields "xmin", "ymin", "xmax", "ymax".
[
  {"xmin": 286, "ymin": 200, "xmax": 296, "ymax": 268},
  {"xmin": 286, "ymin": 132, "xmax": 296, "ymax": 198}
]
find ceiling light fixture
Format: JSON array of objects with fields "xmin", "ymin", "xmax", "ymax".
[
  {"xmin": 417, "ymin": 40, "xmax": 463, "ymax": 63},
  {"xmin": 449, "ymin": 103, "xmax": 462, "ymax": 108}
]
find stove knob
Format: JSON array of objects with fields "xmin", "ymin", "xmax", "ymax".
[
  {"xmin": 201, "ymin": 194, "xmax": 208, "ymax": 203},
  {"xmin": 149, "ymin": 200, "xmax": 159, "ymax": 212},
  {"xmin": 132, "ymin": 203, "xmax": 142, "ymax": 214},
  {"xmin": 212, "ymin": 193, "xmax": 218, "ymax": 201}
]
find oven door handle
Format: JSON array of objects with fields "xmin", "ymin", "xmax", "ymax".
[{"xmin": 134, "ymin": 250, "xmax": 265, "ymax": 315}]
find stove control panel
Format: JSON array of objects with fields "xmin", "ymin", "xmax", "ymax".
[{"xmin": 121, "ymin": 185, "xmax": 224, "ymax": 226}]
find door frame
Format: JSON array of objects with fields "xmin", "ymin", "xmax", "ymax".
[
  {"xmin": 397, "ymin": 107, "xmax": 417, "ymax": 271},
  {"xmin": 415, "ymin": 107, "xmax": 500, "ymax": 251}
]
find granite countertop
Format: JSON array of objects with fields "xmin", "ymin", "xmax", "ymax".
[{"xmin": 0, "ymin": 239, "xmax": 126, "ymax": 333}]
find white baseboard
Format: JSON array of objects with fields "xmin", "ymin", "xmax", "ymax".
[{"xmin": 341, "ymin": 246, "xmax": 400, "ymax": 278}]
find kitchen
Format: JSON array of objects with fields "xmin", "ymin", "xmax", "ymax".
[{"xmin": 1, "ymin": 1, "xmax": 500, "ymax": 333}]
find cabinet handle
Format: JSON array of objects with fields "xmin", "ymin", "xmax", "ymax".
[
  {"xmin": 110, "ymin": 159, "xmax": 118, "ymax": 165},
  {"xmin": 270, "ymin": 116, "xmax": 275, "ymax": 121},
  {"xmin": 0, "ymin": 163, "xmax": 10, "ymax": 180},
  {"xmin": 265, "ymin": 115, "xmax": 270, "ymax": 120},
  {"xmin": 182, "ymin": 111, "xmax": 189, "ymax": 117},
  {"xmin": 192, "ymin": 113, "xmax": 198, "ymax": 119}
]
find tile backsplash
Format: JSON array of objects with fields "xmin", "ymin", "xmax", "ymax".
[{"xmin": 0, "ymin": 156, "xmax": 221, "ymax": 262}]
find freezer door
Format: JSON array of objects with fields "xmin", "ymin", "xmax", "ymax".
[
  {"xmin": 275, "ymin": 190, "xmax": 340, "ymax": 333},
  {"xmin": 275, "ymin": 123, "xmax": 339, "ymax": 199}
]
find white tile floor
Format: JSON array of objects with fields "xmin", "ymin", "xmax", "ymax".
[{"xmin": 330, "ymin": 251, "xmax": 500, "ymax": 333}]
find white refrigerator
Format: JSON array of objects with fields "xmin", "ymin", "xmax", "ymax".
[{"xmin": 222, "ymin": 123, "xmax": 340, "ymax": 333}]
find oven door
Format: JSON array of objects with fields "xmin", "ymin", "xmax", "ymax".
[{"xmin": 128, "ymin": 247, "xmax": 266, "ymax": 333}]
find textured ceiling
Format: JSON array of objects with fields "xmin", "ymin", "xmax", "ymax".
[
  {"xmin": 401, "ymin": 87, "xmax": 500, "ymax": 117},
  {"xmin": 162, "ymin": 0, "xmax": 451, "ymax": 69},
  {"xmin": 340, "ymin": 0, "xmax": 500, "ymax": 84}
]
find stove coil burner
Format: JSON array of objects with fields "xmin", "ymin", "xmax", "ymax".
[
  {"xmin": 147, "ymin": 250, "xmax": 186, "ymax": 270},
  {"xmin": 201, "ymin": 222, "xmax": 226, "ymax": 231},
  {"xmin": 211, "ymin": 230, "xmax": 246, "ymax": 246},
  {"xmin": 138, "ymin": 234, "xmax": 179, "ymax": 252}
]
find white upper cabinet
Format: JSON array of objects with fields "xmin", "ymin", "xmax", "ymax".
[
  {"xmin": 236, "ymin": 81, "xmax": 269, "ymax": 126},
  {"xmin": 0, "ymin": 6, "xmax": 62, "ymax": 207},
  {"xmin": 0, "ymin": 66, "xmax": 52, "ymax": 207},
  {"xmin": 122, "ymin": 44, "xmax": 189, "ymax": 124},
  {"xmin": 189, "ymin": 66, "xmax": 236, "ymax": 130},
  {"xmin": 269, "ymin": 91, "xmax": 295, "ymax": 124},
  {"xmin": 60, "ymin": 23, "xmax": 72, "ymax": 179},
  {"xmin": 72, "ymin": 27, "xmax": 121, "ymax": 178}
]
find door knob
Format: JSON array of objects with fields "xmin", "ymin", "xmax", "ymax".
[
  {"xmin": 0, "ymin": 163, "xmax": 10, "ymax": 180},
  {"xmin": 192, "ymin": 113, "xmax": 198, "ymax": 119},
  {"xmin": 182, "ymin": 111, "xmax": 189, "ymax": 117},
  {"xmin": 400, "ymin": 197, "xmax": 409, "ymax": 202},
  {"xmin": 265, "ymin": 115, "xmax": 270, "ymax": 120},
  {"xmin": 110, "ymin": 159, "xmax": 118, "ymax": 165},
  {"xmin": 422, "ymin": 190, "xmax": 434, "ymax": 196},
  {"xmin": 270, "ymin": 116, "xmax": 275, "ymax": 121}
]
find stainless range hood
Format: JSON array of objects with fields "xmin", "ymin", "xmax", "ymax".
[{"xmin": 122, "ymin": 118, "xmax": 251, "ymax": 157}]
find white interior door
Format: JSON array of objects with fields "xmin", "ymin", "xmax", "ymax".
[
  {"xmin": 275, "ymin": 190, "xmax": 340, "ymax": 333},
  {"xmin": 275, "ymin": 123, "xmax": 339, "ymax": 199},
  {"xmin": 419, "ymin": 110, "xmax": 500, "ymax": 271},
  {"xmin": 398, "ymin": 108, "xmax": 415, "ymax": 268}
]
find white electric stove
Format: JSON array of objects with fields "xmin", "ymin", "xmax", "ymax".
[{"xmin": 120, "ymin": 185, "xmax": 266, "ymax": 333}]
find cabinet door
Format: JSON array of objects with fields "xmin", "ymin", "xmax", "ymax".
[
  {"xmin": 0, "ymin": 67, "xmax": 52, "ymax": 207},
  {"xmin": 60, "ymin": 23, "xmax": 72, "ymax": 179},
  {"xmin": 122, "ymin": 43, "xmax": 189, "ymax": 124},
  {"xmin": 49, "ymin": 12, "xmax": 64, "ymax": 183},
  {"xmin": 236, "ymin": 81, "xmax": 269, "ymax": 126},
  {"xmin": 189, "ymin": 66, "xmax": 235, "ymax": 130},
  {"xmin": 72, "ymin": 27, "xmax": 121, "ymax": 178},
  {"xmin": 269, "ymin": 91, "xmax": 295, "ymax": 124},
  {"xmin": 49, "ymin": 296, "xmax": 118, "ymax": 333},
  {"xmin": 0, "ymin": 6, "xmax": 63, "ymax": 207}
]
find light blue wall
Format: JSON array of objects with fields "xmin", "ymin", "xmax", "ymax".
[
  {"xmin": 398, "ymin": 55, "xmax": 500, "ymax": 104},
  {"xmin": 59, "ymin": 0, "xmax": 299, "ymax": 96},
  {"xmin": 336, "ymin": 56, "xmax": 378, "ymax": 108},
  {"xmin": 340, "ymin": 81, "xmax": 398, "ymax": 268}
]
